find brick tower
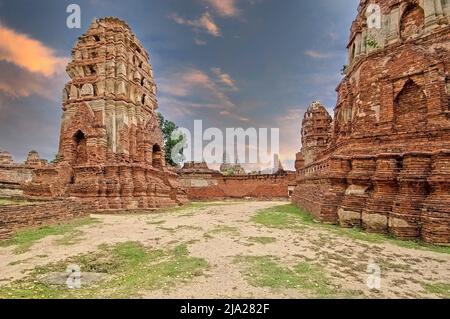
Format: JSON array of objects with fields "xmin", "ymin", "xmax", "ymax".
[
  {"xmin": 25, "ymin": 17, "xmax": 187, "ymax": 210},
  {"xmin": 292, "ymin": 0, "xmax": 450, "ymax": 244}
]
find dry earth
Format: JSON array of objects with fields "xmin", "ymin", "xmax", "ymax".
[{"xmin": 0, "ymin": 201, "xmax": 449, "ymax": 299}]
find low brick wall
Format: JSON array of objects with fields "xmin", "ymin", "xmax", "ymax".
[
  {"xmin": 0, "ymin": 200, "xmax": 88, "ymax": 240},
  {"xmin": 0, "ymin": 165, "xmax": 34, "ymax": 198},
  {"xmin": 180, "ymin": 173, "xmax": 297, "ymax": 200}
]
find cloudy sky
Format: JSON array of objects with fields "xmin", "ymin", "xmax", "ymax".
[{"xmin": 0, "ymin": 0, "xmax": 359, "ymax": 169}]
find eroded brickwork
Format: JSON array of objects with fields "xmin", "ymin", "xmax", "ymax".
[
  {"xmin": 24, "ymin": 18, "xmax": 187, "ymax": 210},
  {"xmin": 293, "ymin": 0, "xmax": 450, "ymax": 244},
  {"xmin": 0, "ymin": 200, "xmax": 86, "ymax": 240},
  {"xmin": 0, "ymin": 150, "xmax": 46, "ymax": 197},
  {"xmin": 179, "ymin": 162, "xmax": 296, "ymax": 200}
]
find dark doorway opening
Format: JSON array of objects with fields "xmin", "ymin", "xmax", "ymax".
[{"xmin": 73, "ymin": 130, "xmax": 88, "ymax": 165}]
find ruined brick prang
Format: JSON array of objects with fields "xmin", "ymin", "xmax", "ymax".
[
  {"xmin": 0, "ymin": 150, "xmax": 47, "ymax": 197},
  {"xmin": 24, "ymin": 18, "xmax": 187, "ymax": 210},
  {"xmin": 292, "ymin": 0, "xmax": 450, "ymax": 244}
]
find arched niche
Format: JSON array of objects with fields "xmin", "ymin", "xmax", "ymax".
[
  {"xmin": 81, "ymin": 83, "xmax": 94, "ymax": 97},
  {"xmin": 69, "ymin": 85, "xmax": 79, "ymax": 99},
  {"xmin": 400, "ymin": 3, "xmax": 425, "ymax": 41},
  {"xmin": 394, "ymin": 79, "xmax": 427, "ymax": 131},
  {"xmin": 350, "ymin": 42, "xmax": 356, "ymax": 63},
  {"xmin": 73, "ymin": 130, "xmax": 88, "ymax": 165}
]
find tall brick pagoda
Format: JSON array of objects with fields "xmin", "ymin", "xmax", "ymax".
[
  {"xmin": 25, "ymin": 17, "xmax": 187, "ymax": 210},
  {"xmin": 293, "ymin": 0, "xmax": 450, "ymax": 244}
]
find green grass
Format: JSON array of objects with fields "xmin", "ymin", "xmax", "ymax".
[
  {"xmin": 54, "ymin": 230, "xmax": 85, "ymax": 246},
  {"xmin": 248, "ymin": 237, "xmax": 277, "ymax": 245},
  {"xmin": 422, "ymin": 282, "xmax": 450, "ymax": 298},
  {"xmin": 235, "ymin": 256, "xmax": 336, "ymax": 297},
  {"xmin": 158, "ymin": 225, "xmax": 203, "ymax": 234},
  {"xmin": 0, "ymin": 218, "xmax": 100, "ymax": 254},
  {"xmin": 253, "ymin": 204, "xmax": 450, "ymax": 255},
  {"xmin": 209, "ymin": 225, "xmax": 240, "ymax": 236},
  {"xmin": 251, "ymin": 205, "xmax": 309, "ymax": 230},
  {"xmin": 0, "ymin": 242, "xmax": 209, "ymax": 299}
]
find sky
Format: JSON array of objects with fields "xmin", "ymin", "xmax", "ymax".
[{"xmin": 0, "ymin": 0, "xmax": 359, "ymax": 170}]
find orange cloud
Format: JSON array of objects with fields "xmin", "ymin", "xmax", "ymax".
[
  {"xmin": 171, "ymin": 12, "xmax": 221, "ymax": 37},
  {"xmin": 204, "ymin": 0, "xmax": 239, "ymax": 17},
  {"xmin": 0, "ymin": 61, "xmax": 66, "ymax": 100},
  {"xmin": 0, "ymin": 23, "xmax": 68, "ymax": 76},
  {"xmin": 212, "ymin": 67, "xmax": 238, "ymax": 91}
]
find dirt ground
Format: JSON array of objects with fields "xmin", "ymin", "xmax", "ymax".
[{"xmin": 0, "ymin": 201, "xmax": 449, "ymax": 299}]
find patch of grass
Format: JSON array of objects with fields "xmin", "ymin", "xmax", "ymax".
[
  {"xmin": 158, "ymin": 225, "xmax": 203, "ymax": 234},
  {"xmin": 235, "ymin": 256, "xmax": 336, "ymax": 297},
  {"xmin": 254, "ymin": 205, "xmax": 450, "ymax": 255},
  {"xmin": 160, "ymin": 202, "xmax": 211, "ymax": 214},
  {"xmin": 422, "ymin": 282, "xmax": 450, "ymax": 298},
  {"xmin": 54, "ymin": 230, "xmax": 85, "ymax": 246},
  {"xmin": 251, "ymin": 205, "xmax": 309, "ymax": 230},
  {"xmin": 0, "ymin": 241, "xmax": 209, "ymax": 299},
  {"xmin": 248, "ymin": 237, "xmax": 276, "ymax": 245},
  {"xmin": 375, "ymin": 258, "xmax": 412, "ymax": 273},
  {"xmin": 0, "ymin": 218, "xmax": 100, "ymax": 254},
  {"xmin": 209, "ymin": 225, "xmax": 240, "ymax": 236}
]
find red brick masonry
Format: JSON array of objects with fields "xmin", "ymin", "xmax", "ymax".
[
  {"xmin": 180, "ymin": 173, "xmax": 296, "ymax": 200},
  {"xmin": 292, "ymin": 0, "xmax": 450, "ymax": 244},
  {"xmin": 0, "ymin": 200, "xmax": 87, "ymax": 240}
]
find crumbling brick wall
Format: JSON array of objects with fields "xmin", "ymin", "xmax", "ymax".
[
  {"xmin": 0, "ymin": 200, "xmax": 87, "ymax": 240},
  {"xmin": 181, "ymin": 173, "xmax": 297, "ymax": 200}
]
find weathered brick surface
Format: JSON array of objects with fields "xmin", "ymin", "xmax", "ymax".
[
  {"xmin": 23, "ymin": 17, "xmax": 188, "ymax": 209},
  {"xmin": 0, "ymin": 200, "xmax": 87, "ymax": 240},
  {"xmin": 179, "ymin": 163, "xmax": 296, "ymax": 200},
  {"xmin": 0, "ymin": 150, "xmax": 47, "ymax": 197},
  {"xmin": 293, "ymin": 0, "xmax": 450, "ymax": 244}
]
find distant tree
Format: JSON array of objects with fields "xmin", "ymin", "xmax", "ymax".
[
  {"xmin": 51, "ymin": 154, "xmax": 60, "ymax": 164},
  {"xmin": 157, "ymin": 113, "xmax": 184, "ymax": 167}
]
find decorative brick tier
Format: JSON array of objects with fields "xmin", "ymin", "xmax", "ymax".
[
  {"xmin": 421, "ymin": 150, "xmax": 450, "ymax": 243},
  {"xmin": 389, "ymin": 153, "xmax": 432, "ymax": 239},
  {"xmin": 362, "ymin": 154, "xmax": 400, "ymax": 233},
  {"xmin": 338, "ymin": 156, "xmax": 376, "ymax": 228}
]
